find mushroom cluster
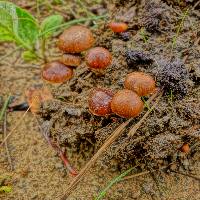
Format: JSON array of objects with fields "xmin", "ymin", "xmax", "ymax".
[
  {"xmin": 89, "ymin": 72, "xmax": 156, "ymax": 118},
  {"xmin": 42, "ymin": 25, "xmax": 112, "ymax": 83},
  {"xmin": 41, "ymin": 22, "xmax": 156, "ymax": 118}
]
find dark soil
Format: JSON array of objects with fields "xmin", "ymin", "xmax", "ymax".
[{"xmin": 39, "ymin": 0, "xmax": 200, "ymax": 174}]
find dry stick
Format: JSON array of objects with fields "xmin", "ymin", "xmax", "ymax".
[
  {"xmin": 128, "ymin": 91, "xmax": 163, "ymax": 137},
  {"xmin": 61, "ymin": 90, "xmax": 161, "ymax": 199},
  {"xmin": 123, "ymin": 170, "xmax": 151, "ymax": 181},
  {"xmin": 3, "ymin": 113, "xmax": 13, "ymax": 171},
  {"xmin": 61, "ymin": 119, "xmax": 131, "ymax": 200},
  {"xmin": 122, "ymin": 164, "xmax": 172, "ymax": 181},
  {"xmin": 170, "ymin": 170, "xmax": 200, "ymax": 181},
  {"xmin": 192, "ymin": 0, "xmax": 200, "ymax": 10},
  {"xmin": 34, "ymin": 115, "xmax": 78, "ymax": 176},
  {"xmin": 0, "ymin": 107, "xmax": 30, "ymax": 148}
]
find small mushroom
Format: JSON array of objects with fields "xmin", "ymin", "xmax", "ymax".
[
  {"xmin": 59, "ymin": 54, "xmax": 81, "ymax": 67},
  {"xmin": 108, "ymin": 22, "xmax": 128, "ymax": 33},
  {"xmin": 124, "ymin": 72, "xmax": 156, "ymax": 96},
  {"xmin": 86, "ymin": 47, "xmax": 112, "ymax": 70},
  {"xmin": 42, "ymin": 61, "xmax": 73, "ymax": 83},
  {"xmin": 58, "ymin": 25, "xmax": 94, "ymax": 53},
  {"xmin": 111, "ymin": 89, "xmax": 143, "ymax": 118},
  {"xmin": 88, "ymin": 88, "xmax": 114, "ymax": 116}
]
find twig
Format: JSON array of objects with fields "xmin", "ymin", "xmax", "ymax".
[
  {"xmin": 60, "ymin": 119, "xmax": 131, "ymax": 199},
  {"xmin": 41, "ymin": 38, "xmax": 47, "ymax": 63},
  {"xmin": 34, "ymin": 116, "xmax": 78, "ymax": 176},
  {"xmin": 3, "ymin": 113, "xmax": 13, "ymax": 171},
  {"xmin": 0, "ymin": 95, "xmax": 11, "ymax": 122},
  {"xmin": 123, "ymin": 170, "xmax": 151, "ymax": 180},
  {"xmin": 0, "ymin": 107, "xmax": 30, "ymax": 148},
  {"xmin": 0, "ymin": 47, "xmax": 21, "ymax": 60},
  {"xmin": 128, "ymin": 91, "xmax": 163, "ymax": 137},
  {"xmin": 170, "ymin": 170, "xmax": 200, "ymax": 181},
  {"xmin": 60, "ymin": 90, "xmax": 161, "ymax": 199},
  {"xmin": 192, "ymin": 0, "xmax": 200, "ymax": 10},
  {"xmin": 123, "ymin": 164, "xmax": 173, "ymax": 181}
]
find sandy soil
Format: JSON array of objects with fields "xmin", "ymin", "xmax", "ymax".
[{"xmin": 0, "ymin": 0, "xmax": 200, "ymax": 200}]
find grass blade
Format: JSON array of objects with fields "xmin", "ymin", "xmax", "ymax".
[
  {"xmin": 95, "ymin": 167, "xmax": 134, "ymax": 200},
  {"xmin": 0, "ymin": 95, "xmax": 11, "ymax": 122}
]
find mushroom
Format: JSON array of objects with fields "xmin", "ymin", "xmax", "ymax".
[
  {"xmin": 85, "ymin": 47, "xmax": 112, "ymax": 70},
  {"xmin": 58, "ymin": 25, "xmax": 94, "ymax": 53},
  {"xmin": 88, "ymin": 88, "xmax": 114, "ymax": 116},
  {"xmin": 111, "ymin": 89, "xmax": 143, "ymax": 118},
  {"xmin": 42, "ymin": 61, "xmax": 73, "ymax": 83}
]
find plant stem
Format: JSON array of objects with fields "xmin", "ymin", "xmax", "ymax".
[
  {"xmin": 171, "ymin": 8, "xmax": 189, "ymax": 52},
  {"xmin": 39, "ymin": 15, "xmax": 107, "ymax": 37},
  {"xmin": 3, "ymin": 113, "xmax": 13, "ymax": 171},
  {"xmin": 36, "ymin": 0, "xmax": 41, "ymax": 19},
  {"xmin": 95, "ymin": 167, "xmax": 134, "ymax": 200},
  {"xmin": 41, "ymin": 38, "xmax": 47, "ymax": 63},
  {"xmin": 128, "ymin": 91, "xmax": 163, "ymax": 136},
  {"xmin": 0, "ymin": 107, "xmax": 30, "ymax": 148},
  {"xmin": 0, "ymin": 95, "xmax": 11, "ymax": 122}
]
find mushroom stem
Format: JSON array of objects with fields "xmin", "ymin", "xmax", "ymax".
[{"xmin": 41, "ymin": 38, "xmax": 48, "ymax": 63}]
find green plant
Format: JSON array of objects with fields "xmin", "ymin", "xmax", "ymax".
[
  {"xmin": 0, "ymin": 1, "xmax": 106, "ymax": 62},
  {"xmin": 0, "ymin": 95, "xmax": 11, "ymax": 122},
  {"xmin": 0, "ymin": 186, "xmax": 12, "ymax": 193},
  {"xmin": 140, "ymin": 27, "xmax": 149, "ymax": 43},
  {"xmin": 171, "ymin": 8, "xmax": 189, "ymax": 52},
  {"xmin": 0, "ymin": 1, "xmax": 63, "ymax": 60},
  {"xmin": 95, "ymin": 167, "xmax": 134, "ymax": 200},
  {"xmin": 0, "ymin": 175, "xmax": 12, "ymax": 193}
]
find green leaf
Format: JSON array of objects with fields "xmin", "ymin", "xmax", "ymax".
[
  {"xmin": 0, "ymin": 1, "xmax": 39, "ymax": 49},
  {"xmin": 40, "ymin": 15, "xmax": 63, "ymax": 38},
  {"xmin": 22, "ymin": 50, "xmax": 38, "ymax": 61},
  {"xmin": 0, "ymin": 186, "xmax": 12, "ymax": 193},
  {"xmin": 0, "ymin": 27, "xmax": 14, "ymax": 42}
]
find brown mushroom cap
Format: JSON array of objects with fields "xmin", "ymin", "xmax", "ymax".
[
  {"xmin": 86, "ymin": 47, "xmax": 112, "ymax": 69},
  {"xmin": 111, "ymin": 89, "xmax": 143, "ymax": 118},
  {"xmin": 58, "ymin": 25, "xmax": 94, "ymax": 53},
  {"xmin": 88, "ymin": 88, "xmax": 114, "ymax": 116},
  {"xmin": 42, "ymin": 61, "xmax": 73, "ymax": 83},
  {"xmin": 59, "ymin": 54, "xmax": 81, "ymax": 67},
  {"xmin": 124, "ymin": 72, "xmax": 156, "ymax": 96},
  {"xmin": 108, "ymin": 22, "xmax": 128, "ymax": 33}
]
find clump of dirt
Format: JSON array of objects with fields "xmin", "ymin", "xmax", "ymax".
[
  {"xmin": 39, "ymin": 0, "xmax": 200, "ymax": 173},
  {"xmin": 164, "ymin": 0, "xmax": 200, "ymax": 7},
  {"xmin": 125, "ymin": 50, "xmax": 153, "ymax": 68},
  {"xmin": 142, "ymin": 1, "xmax": 169, "ymax": 33},
  {"xmin": 95, "ymin": 86, "xmax": 199, "ymax": 169},
  {"xmin": 145, "ymin": 133, "xmax": 182, "ymax": 159},
  {"xmin": 156, "ymin": 59, "xmax": 189, "ymax": 99}
]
